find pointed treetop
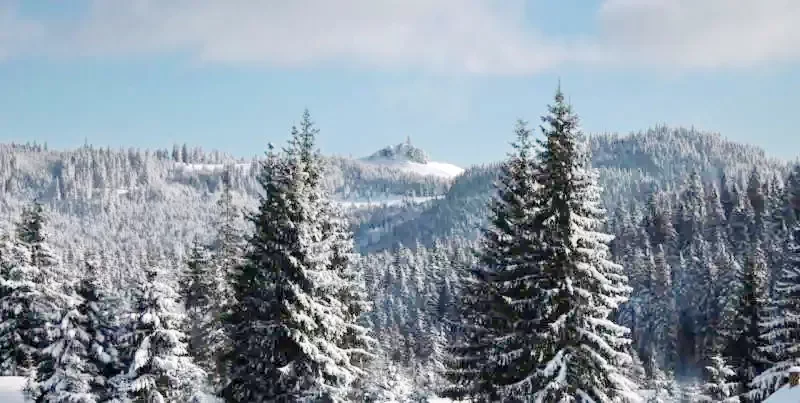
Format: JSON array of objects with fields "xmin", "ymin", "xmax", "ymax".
[{"xmin": 221, "ymin": 167, "xmax": 231, "ymax": 188}]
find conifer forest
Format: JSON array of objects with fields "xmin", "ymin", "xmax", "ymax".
[{"xmin": 3, "ymin": 88, "xmax": 800, "ymax": 402}]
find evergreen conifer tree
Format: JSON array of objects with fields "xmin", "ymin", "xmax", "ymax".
[
  {"xmin": 699, "ymin": 355, "xmax": 739, "ymax": 403},
  {"xmin": 0, "ymin": 204, "xmax": 65, "ymax": 378},
  {"xmin": 34, "ymin": 288, "xmax": 95, "ymax": 403},
  {"xmin": 224, "ymin": 112, "xmax": 368, "ymax": 402},
  {"xmin": 123, "ymin": 264, "xmax": 204, "ymax": 402},
  {"xmin": 180, "ymin": 240, "xmax": 217, "ymax": 380},
  {"xmin": 80, "ymin": 256, "xmax": 125, "ymax": 401},
  {"xmin": 729, "ymin": 247, "xmax": 769, "ymax": 401},
  {"xmin": 527, "ymin": 87, "xmax": 638, "ymax": 402},
  {"xmin": 648, "ymin": 245, "xmax": 678, "ymax": 373},
  {"xmin": 448, "ymin": 89, "xmax": 638, "ymax": 401},
  {"xmin": 751, "ymin": 224, "xmax": 800, "ymax": 400},
  {"xmin": 444, "ymin": 120, "xmax": 538, "ymax": 401},
  {"xmin": 0, "ymin": 239, "xmax": 43, "ymax": 376}
]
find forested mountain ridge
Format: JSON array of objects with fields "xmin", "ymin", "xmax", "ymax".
[
  {"xmin": 362, "ymin": 126, "xmax": 791, "ymax": 252},
  {"xmin": 1, "ymin": 123, "xmax": 797, "ymax": 401},
  {"xmin": 0, "ymin": 127, "xmax": 787, "ymax": 259}
]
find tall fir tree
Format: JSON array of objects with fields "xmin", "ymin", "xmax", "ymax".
[
  {"xmin": 0, "ymin": 238, "xmax": 43, "ymax": 376},
  {"xmin": 746, "ymin": 168, "xmax": 767, "ymax": 247},
  {"xmin": 699, "ymin": 355, "xmax": 739, "ymax": 403},
  {"xmin": 784, "ymin": 166, "xmax": 800, "ymax": 229},
  {"xmin": 224, "ymin": 112, "xmax": 368, "ymax": 402},
  {"xmin": 729, "ymin": 247, "xmax": 770, "ymax": 402},
  {"xmin": 212, "ymin": 166, "xmax": 245, "ymax": 307},
  {"xmin": 184, "ymin": 168, "xmax": 247, "ymax": 391},
  {"xmin": 751, "ymin": 224, "xmax": 800, "ymax": 400},
  {"xmin": 296, "ymin": 111, "xmax": 374, "ymax": 379},
  {"xmin": 33, "ymin": 285, "xmax": 95, "ymax": 403},
  {"xmin": 0, "ymin": 203, "xmax": 65, "ymax": 378},
  {"xmin": 322, "ymin": 199, "xmax": 375, "ymax": 396},
  {"xmin": 766, "ymin": 174, "xmax": 789, "ymax": 293},
  {"xmin": 720, "ymin": 174, "xmax": 735, "ymax": 223},
  {"xmin": 180, "ymin": 239, "xmax": 218, "ymax": 383},
  {"xmin": 79, "ymin": 256, "xmax": 125, "ymax": 401},
  {"xmin": 444, "ymin": 120, "xmax": 538, "ymax": 401},
  {"xmin": 728, "ymin": 185, "xmax": 754, "ymax": 266},
  {"xmin": 713, "ymin": 242, "xmax": 742, "ymax": 357},
  {"xmin": 647, "ymin": 245, "xmax": 678, "ymax": 374},
  {"xmin": 122, "ymin": 263, "xmax": 204, "ymax": 402},
  {"xmin": 527, "ymin": 87, "xmax": 638, "ymax": 402}
]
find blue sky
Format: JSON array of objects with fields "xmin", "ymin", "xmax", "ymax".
[{"xmin": 0, "ymin": 1, "xmax": 798, "ymax": 167}]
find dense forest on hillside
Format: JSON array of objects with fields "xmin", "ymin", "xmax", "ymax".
[{"xmin": 1, "ymin": 93, "xmax": 799, "ymax": 401}]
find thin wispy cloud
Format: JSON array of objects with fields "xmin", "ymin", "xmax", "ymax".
[
  {"xmin": 0, "ymin": 3, "xmax": 44, "ymax": 61},
  {"xmin": 1, "ymin": 0, "xmax": 799, "ymax": 73},
  {"xmin": 597, "ymin": 0, "xmax": 800, "ymax": 69}
]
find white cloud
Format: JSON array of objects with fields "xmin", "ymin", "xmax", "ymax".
[
  {"xmin": 1, "ymin": 0, "xmax": 800, "ymax": 73},
  {"xmin": 49, "ymin": 0, "xmax": 571, "ymax": 74},
  {"xmin": 0, "ymin": 3, "xmax": 44, "ymax": 61},
  {"xmin": 596, "ymin": 0, "xmax": 800, "ymax": 69}
]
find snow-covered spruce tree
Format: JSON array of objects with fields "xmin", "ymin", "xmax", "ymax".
[
  {"xmin": 784, "ymin": 166, "xmax": 800, "ymax": 226},
  {"xmin": 17, "ymin": 202, "xmax": 64, "ymax": 279},
  {"xmin": 714, "ymin": 242, "xmax": 742, "ymax": 357},
  {"xmin": 674, "ymin": 173, "xmax": 717, "ymax": 372},
  {"xmin": 727, "ymin": 186, "xmax": 754, "ymax": 267},
  {"xmin": 746, "ymin": 168, "xmax": 767, "ymax": 247},
  {"xmin": 0, "ymin": 238, "xmax": 42, "ymax": 376},
  {"xmin": 526, "ymin": 87, "xmax": 638, "ymax": 401},
  {"xmin": 212, "ymin": 167, "xmax": 246, "ymax": 305},
  {"xmin": 321, "ymin": 199, "xmax": 375, "ymax": 398},
  {"xmin": 34, "ymin": 283, "xmax": 94, "ymax": 402},
  {"xmin": 443, "ymin": 120, "xmax": 538, "ymax": 402},
  {"xmin": 643, "ymin": 357, "xmax": 678, "ymax": 403},
  {"xmin": 729, "ymin": 246, "xmax": 769, "ymax": 402},
  {"xmin": 79, "ymin": 256, "xmax": 125, "ymax": 400},
  {"xmin": 676, "ymin": 171, "xmax": 706, "ymax": 253},
  {"xmin": 750, "ymin": 224, "xmax": 800, "ymax": 400},
  {"xmin": 184, "ymin": 169, "xmax": 247, "ymax": 391},
  {"xmin": 443, "ymin": 261, "xmax": 513, "ymax": 402},
  {"xmin": 123, "ymin": 263, "xmax": 204, "ymax": 402},
  {"xmin": 294, "ymin": 112, "xmax": 374, "ymax": 395},
  {"xmin": 180, "ymin": 240, "xmax": 217, "ymax": 377},
  {"xmin": 0, "ymin": 203, "xmax": 65, "ymax": 378},
  {"xmin": 224, "ymin": 111, "xmax": 368, "ymax": 402},
  {"xmin": 765, "ymin": 174, "xmax": 788, "ymax": 292},
  {"xmin": 646, "ymin": 245, "xmax": 678, "ymax": 374},
  {"xmin": 699, "ymin": 355, "xmax": 739, "ymax": 403}
]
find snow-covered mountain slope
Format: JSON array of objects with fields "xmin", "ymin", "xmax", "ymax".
[
  {"xmin": 362, "ymin": 159, "xmax": 464, "ymax": 178},
  {"xmin": 174, "ymin": 162, "xmax": 252, "ymax": 173},
  {"xmin": 361, "ymin": 141, "xmax": 465, "ymax": 179},
  {"xmin": 0, "ymin": 377, "xmax": 26, "ymax": 403},
  {"xmin": 764, "ymin": 385, "xmax": 800, "ymax": 403},
  {"xmin": 335, "ymin": 195, "xmax": 441, "ymax": 209}
]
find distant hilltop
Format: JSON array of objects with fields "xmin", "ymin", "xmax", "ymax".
[
  {"xmin": 363, "ymin": 138, "xmax": 430, "ymax": 165},
  {"xmin": 361, "ymin": 139, "xmax": 464, "ymax": 179}
]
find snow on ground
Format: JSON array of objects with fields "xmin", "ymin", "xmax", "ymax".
[
  {"xmin": 177, "ymin": 157, "xmax": 463, "ymax": 179},
  {"xmin": 765, "ymin": 385, "xmax": 800, "ymax": 402},
  {"xmin": 335, "ymin": 195, "xmax": 440, "ymax": 209},
  {"xmin": 0, "ymin": 377, "xmax": 26, "ymax": 403},
  {"xmin": 363, "ymin": 159, "xmax": 464, "ymax": 179},
  {"xmin": 175, "ymin": 163, "xmax": 251, "ymax": 173}
]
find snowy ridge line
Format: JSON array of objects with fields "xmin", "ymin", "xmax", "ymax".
[
  {"xmin": 360, "ymin": 158, "xmax": 464, "ymax": 179},
  {"xmin": 333, "ymin": 195, "xmax": 442, "ymax": 208},
  {"xmin": 173, "ymin": 162, "xmax": 253, "ymax": 173}
]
